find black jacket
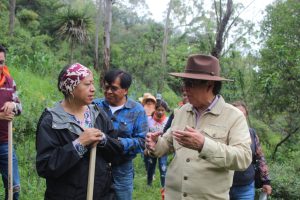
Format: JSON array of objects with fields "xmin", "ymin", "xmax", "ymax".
[{"xmin": 36, "ymin": 103, "xmax": 123, "ymax": 200}]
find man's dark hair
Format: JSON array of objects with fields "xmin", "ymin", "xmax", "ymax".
[
  {"xmin": 213, "ymin": 81, "xmax": 222, "ymax": 95},
  {"xmin": 0, "ymin": 45, "xmax": 7, "ymax": 56},
  {"xmin": 104, "ymin": 69, "xmax": 132, "ymax": 89}
]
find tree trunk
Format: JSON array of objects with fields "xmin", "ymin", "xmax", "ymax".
[
  {"xmin": 158, "ymin": 0, "xmax": 173, "ymax": 93},
  {"xmin": 94, "ymin": 0, "xmax": 101, "ymax": 71},
  {"xmin": 211, "ymin": 0, "xmax": 233, "ymax": 58},
  {"xmin": 9, "ymin": 0, "xmax": 16, "ymax": 36},
  {"xmin": 70, "ymin": 41, "xmax": 75, "ymax": 63},
  {"xmin": 101, "ymin": 0, "xmax": 112, "ymax": 86}
]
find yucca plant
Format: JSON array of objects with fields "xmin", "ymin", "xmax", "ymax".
[{"xmin": 55, "ymin": 7, "xmax": 91, "ymax": 62}]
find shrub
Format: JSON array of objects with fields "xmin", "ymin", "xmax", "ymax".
[{"xmin": 270, "ymin": 160, "xmax": 300, "ymax": 199}]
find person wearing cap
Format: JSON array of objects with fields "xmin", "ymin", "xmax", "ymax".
[
  {"xmin": 163, "ymin": 87, "xmax": 189, "ymax": 133},
  {"xmin": 139, "ymin": 93, "xmax": 157, "ymax": 117},
  {"xmin": 36, "ymin": 63, "xmax": 123, "ymax": 199},
  {"xmin": 0, "ymin": 45, "xmax": 22, "ymax": 200},
  {"xmin": 93, "ymin": 69, "xmax": 148, "ymax": 200},
  {"xmin": 146, "ymin": 54, "xmax": 252, "ymax": 200}
]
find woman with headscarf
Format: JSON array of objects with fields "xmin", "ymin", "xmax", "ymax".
[{"xmin": 36, "ymin": 63, "xmax": 122, "ymax": 200}]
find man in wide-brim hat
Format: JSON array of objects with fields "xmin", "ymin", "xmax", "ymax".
[{"xmin": 146, "ymin": 54, "xmax": 252, "ymax": 200}]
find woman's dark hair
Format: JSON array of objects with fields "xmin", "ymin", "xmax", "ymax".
[
  {"xmin": 155, "ymin": 99, "xmax": 170, "ymax": 112},
  {"xmin": 57, "ymin": 64, "xmax": 72, "ymax": 98},
  {"xmin": 104, "ymin": 69, "xmax": 132, "ymax": 89},
  {"xmin": 231, "ymin": 101, "xmax": 248, "ymax": 116}
]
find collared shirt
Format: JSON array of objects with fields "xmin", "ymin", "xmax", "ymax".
[
  {"xmin": 94, "ymin": 98, "xmax": 148, "ymax": 157},
  {"xmin": 193, "ymin": 95, "xmax": 220, "ymax": 127}
]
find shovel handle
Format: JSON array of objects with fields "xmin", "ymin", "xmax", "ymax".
[
  {"xmin": 8, "ymin": 121, "xmax": 13, "ymax": 200},
  {"xmin": 86, "ymin": 146, "xmax": 97, "ymax": 200}
]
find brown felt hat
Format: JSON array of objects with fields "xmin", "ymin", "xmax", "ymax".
[{"xmin": 169, "ymin": 54, "xmax": 232, "ymax": 81}]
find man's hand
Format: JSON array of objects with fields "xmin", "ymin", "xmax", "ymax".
[
  {"xmin": 145, "ymin": 131, "xmax": 160, "ymax": 150},
  {"xmin": 78, "ymin": 128, "xmax": 104, "ymax": 147},
  {"xmin": 1, "ymin": 102, "xmax": 15, "ymax": 115},
  {"xmin": 262, "ymin": 184, "xmax": 272, "ymax": 195},
  {"xmin": 0, "ymin": 112, "xmax": 14, "ymax": 121},
  {"xmin": 172, "ymin": 126, "xmax": 205, "ymax": 151}
]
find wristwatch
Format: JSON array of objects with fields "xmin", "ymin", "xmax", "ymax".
[{"xmin": 73, "ymin": 139, "xmax": 88, "ymax": 157}]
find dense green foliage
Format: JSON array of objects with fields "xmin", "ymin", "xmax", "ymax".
[
  {"xmin": 0, "ymin": 0, "xmax": 299, "ymax": 199},
  {"xmin": 252, "ymin": 0, "xmax": 300, "ymax": 198}
]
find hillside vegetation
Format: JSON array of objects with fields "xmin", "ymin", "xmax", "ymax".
[{"xmin": 0, "ymin": 0, "xmax": 300, "ymax": 199}]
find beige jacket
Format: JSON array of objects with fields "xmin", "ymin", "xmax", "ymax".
[{"xmin": 150, "ymin": 96, "xmax": 252, "ymax": 200}]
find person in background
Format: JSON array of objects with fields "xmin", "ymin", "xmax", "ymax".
[
  {"xmin": 230, "ymin": 101, "xmax": 272, "ymax": 200},
  {"xmin": 177, "ymin": 87, "xmax": 189, "ymax": 107},
  {"xmin": 0, "ymin": 45, "xmax": 22, "ymax": 200},
  {"xmin": 145, "ymin": 100, "xmax": 169, "ymax": 187},
  {"xmin": 36, "ymin": 63, "xmax": 122, "ymax": 200},
  {"xmin": 94, "ymin": 69, "xmax": 148, "ymax": 200},
  {"xmin": 146, "ymin": 54, "xmax": 252, "ymax": 200},
  {"xmin": 163, "ymin": 87, "xmax": 188, "ymax": 133},
  {"xmin": 139, "ymin": 93, "xmax": 156, "ymax": 172},
  {"xmin": 139, "ymin": 93, "xmax": 156, "ymax": 117}
]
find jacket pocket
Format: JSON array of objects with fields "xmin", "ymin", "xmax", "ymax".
[{"xmin": 201, "ymin": 127, "xmax": 228, "ymax": 144}]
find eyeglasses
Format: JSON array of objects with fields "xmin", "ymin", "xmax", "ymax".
[
  {"xmin": 182, "ymin": 79, "xmax": 208, "ymax": 88},
  {"xmin": 103, "ymin": 84, "xmax": 121, "ymax": 92},
  {"xmin": 0, "ymin": 60, "xmax": 4, "ymax": 65}
]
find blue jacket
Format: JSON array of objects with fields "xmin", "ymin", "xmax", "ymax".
[{"xmin": 93, "ymin": 98, "xmax": 148, "ymax": 161}]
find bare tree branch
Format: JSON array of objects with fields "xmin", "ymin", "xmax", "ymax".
[
  {"xmin": 221, "ymin": 28, "xmax": 252, "ymax": 56},
  {"xmin": 224, "ymin": 0, "xmax": 256, "ymax": 41},
  {"xmin": 211, "ymin": 0, "xmax": 233, "ymax": 58},
  {"xmin": 272, "ymin": 127, "xmax": 299, "ymax": 160}
]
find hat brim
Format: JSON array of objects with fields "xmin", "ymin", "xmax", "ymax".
[
  {"xmin": 142, "ymin": 97, "xmax": 156, "ymax": 104},
  {"xmin": 169, "ymin": 72, "xmax": 233, "ymax": 81}
]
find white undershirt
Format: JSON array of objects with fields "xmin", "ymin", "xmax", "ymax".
[{"xmin": 109, "ymin": 104, "xmax": 124, "ymax": 114}]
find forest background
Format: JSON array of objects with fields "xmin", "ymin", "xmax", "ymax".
[{"xmin": 0, "ymin": 0, "xmax": 299, "ymax": 199}]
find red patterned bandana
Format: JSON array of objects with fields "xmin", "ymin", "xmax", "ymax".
[{"xmin": 59, "ymin": 63, "xmax": 91, "ymax": 94}]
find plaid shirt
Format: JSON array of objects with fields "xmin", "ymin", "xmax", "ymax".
[{"xmin": 94, "ymin": 98, "xmax": 148, "ymax": 158}]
